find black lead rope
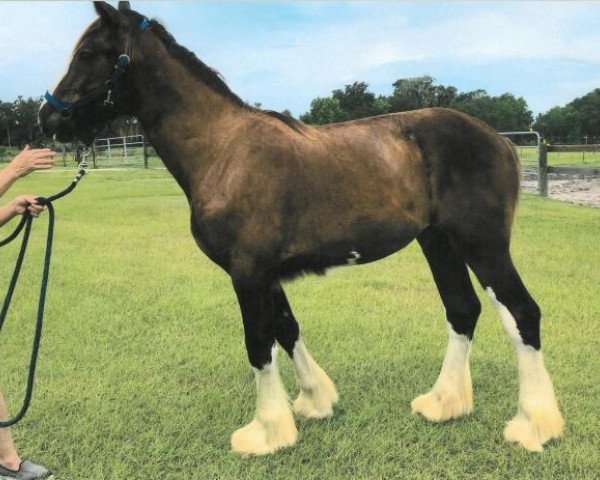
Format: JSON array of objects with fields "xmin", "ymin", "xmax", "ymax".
[{"xmin": 0, "ymin": 160, "xmax": 87, "ymax": 428}]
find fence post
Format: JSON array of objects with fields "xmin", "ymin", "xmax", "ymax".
[
  {"xmin": 143, "ymin": 137, "xmax": 148, "ymax": 169},
  {"xmin": 538, "ymin": 142, "xmax": 548, "ymax": 197},
  {"xmin": 92, "ymin": 144, "xmax": 97, "ymax": 169},
  {"xmin": 62, "ymin": 145, "xmax": 67, "ymax": 167}
]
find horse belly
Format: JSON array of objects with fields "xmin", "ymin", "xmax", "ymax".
[{"xmin": 279, "ymin": 210, "xmax": 424, "ymax": 279}]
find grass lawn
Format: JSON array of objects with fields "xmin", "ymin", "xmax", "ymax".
[
  {"xmin": 1, "ymin": 169, "xmax": 599, "ymax": 479},
  {"xmin": 518, "ymin": 147, "xmax": 600, "ymax": 167}
]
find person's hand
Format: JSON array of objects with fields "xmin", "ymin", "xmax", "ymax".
[
  {"xmin": 7, "ymin": 145, "xmax": 57, "ymax": 179},
  {"xmin": 9, "ymin": 195, "xmax": 46, "ymax": 218}
]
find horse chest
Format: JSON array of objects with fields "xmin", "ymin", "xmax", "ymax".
[{"xmin": 190, "ymin": 208, "xmax": 238, "ymax": 268}]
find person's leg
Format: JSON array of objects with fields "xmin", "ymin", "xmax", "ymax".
[
  {"xmin": 0, "ymin": 392, "xmax": 20, "ymax": 471},
  {"xmin": 0, "ymin": 392, "xmax": 53, "ymax": 479}
]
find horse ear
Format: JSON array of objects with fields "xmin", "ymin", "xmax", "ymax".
[
  {"xmin": 93, "ymin": 1, "xmax": 120, "ymax": 23},
  {"xmin": 118, "ymin": 1, "xmax": 131, "ymax": 11}
]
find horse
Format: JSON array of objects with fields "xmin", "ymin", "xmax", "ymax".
[{"xmin": 39, "ymin": 1, "xmax": 564, "ymax": 455}]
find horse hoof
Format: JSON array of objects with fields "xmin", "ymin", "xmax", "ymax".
[
  {"xmin": 504, "ymin": 407, "xmax": 564, "ymax": 452},
  {"xmin": 231, "ymin": 416, "xmax": 298, "ymax": 456},
  {"xmin": 411, "ymin": 388, "xmax": 473, "ymax": 422},
  {"xmin": 293, "ymin": 374, "xmax": 338, "ymax": 419}
]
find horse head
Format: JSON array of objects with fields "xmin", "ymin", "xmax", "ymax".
[{"xmin": 39, "ymin": 1, "xmax": 146, "ymax": 144}]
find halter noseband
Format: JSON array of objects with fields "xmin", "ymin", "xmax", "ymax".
[{"xmin": 44, "ymin": 17, "xmax": 149, "ymax": 117}]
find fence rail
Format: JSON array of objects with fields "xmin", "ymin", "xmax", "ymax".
[
  {"xmin": 91, "ymin": 135, "xmax": 151, "ymax": 169},
  {"xmin": 500, "ymin": 131, "xmax": 599, "ymax": 197},
  {"xmin": 547, "ymin": 144, "xmax": 600, "ymax": 153}
]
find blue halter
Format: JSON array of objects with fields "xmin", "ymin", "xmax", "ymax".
[{"xmin": 45, "ymin": 18, "xmax": 149, "ymax": 116}]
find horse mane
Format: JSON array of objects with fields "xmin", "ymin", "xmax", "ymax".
[
  {"xmin": 261, "ymin": 110, "xmax": 308, "ymax": 133},
  {"xmin": 145, "ymin": 17, "xmax": 307, "ymax": 133},
  {"xmin": 147, "ymin": 19, "xmax": 247, "ymax": 107}
]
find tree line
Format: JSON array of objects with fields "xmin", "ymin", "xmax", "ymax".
[
  {"xmin": 1, "ymin": 78, "xmax": 598, "ymax": 147},
  {"xmin": 300, "ymin": 76, "xmax": 600, "ymax": 145},
  {"xmin": 0, "ymin": 96, "xmax": 42, "ymax": 147},
  {"xmin": 0, "ymin": 96, "xmax": 142, "ymax": 150}
]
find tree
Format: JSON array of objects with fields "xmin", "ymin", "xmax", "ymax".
[
  {"xmin": 389, "ymin": 76, "xmax": 457, "ymax": 111},
  {"xmin": 0, "ymin": 101, "xmax": 17, "ymax": 146},
  {"xmin": 300, "ymin": 97, "xmax": 348, "ymax": 125},
  {"xmin": 332, "ymin": 82, "xmax": 387, "ymax": 120},
  {"xmin": 0, "ymin": 96, "xmax": 43, "ymax": 146},
  {"xmin": 570, "ymin": 89, "xmax": 600, "ymax": 140},
  {"xmin": 534, "ymin": 88, "xmax": 600, "ymax": 143},
  {"xmin": 450, "ymin": 91, "xmax": 533, "ymax": 131},
  {"xmin": 534, "ymin": 107, "xmax": 580, "ymax": 143}
]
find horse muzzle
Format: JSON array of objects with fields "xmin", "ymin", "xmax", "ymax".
[
  {"xmin": 39, "ymin": 103, "xmax": 66, "ymax": 137},
  {"xmin": 39, "ymin": 102, "xmax": 84, "ymax": 143}
]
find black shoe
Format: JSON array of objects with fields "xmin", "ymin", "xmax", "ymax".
[{"xmin": 0, "ymin": 460, "xmax": 53, "ymax": 480}]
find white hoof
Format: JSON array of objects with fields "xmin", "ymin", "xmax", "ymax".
[
  {"xmin": 231, "ymin": 413, "xmax": 298, "ymax": 456},
  {"xmin": 411, "ymin": 387, "xmax": 473, "ymax": 422},
  {"xmin": 293, "ymin": 369, "xmax": 338, "ymax": 419},
  {"xmin": 504, "ymin": 405, "xmax": 564, "ymax": 452}
]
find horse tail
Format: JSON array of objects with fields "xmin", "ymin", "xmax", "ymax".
[
  {"xmin": 502, "ymin": 137, "xmax": 522, "ymax": 190},
  {"xmin": 499, "ymin": 136, "xmax": 522, "ymax": 231}
]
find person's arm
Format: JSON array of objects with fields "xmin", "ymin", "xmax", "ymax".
[
  {"xmin": 0, "ymin": 195, "xmax": 45, "ymax": 228},
  {"xmin": 0, "ymin": 166, "xmax": 19, "ymax": 199},
  {"xmin": 0, "ymin": 146, "xmax": 56, "ymax": 199}
]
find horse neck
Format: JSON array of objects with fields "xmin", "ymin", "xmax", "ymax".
[{"xmin": 130, "ymin": 34, "xmax": 245, "ymax": 197}]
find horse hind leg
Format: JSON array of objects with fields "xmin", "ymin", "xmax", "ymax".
[
  {"xmin": 273, "ymin": 284, "xmax": 338, "ymax": 419},
  {"xmin": 411, "ymin": 227, "xmax": 481, "ymax": 422},
  {"xmin": 463, "ymin": 242, "xmax": 564, "ymax": 452}
]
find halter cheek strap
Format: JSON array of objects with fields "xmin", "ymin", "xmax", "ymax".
[{"xmin": 44, "ymin": 17, "xmax": 149, "ymax": 116}]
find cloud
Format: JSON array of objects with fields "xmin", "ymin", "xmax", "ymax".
[{"xmin": 0, "ymin": 2, "xmax": 97, "ymax": 99}]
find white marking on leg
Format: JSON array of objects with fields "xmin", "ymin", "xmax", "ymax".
[
  {"xmin": 485, "ymin": 287, "xmax": 521, "ymax": 343},
  {"xmin": 346, "ymin": 250, "xmax": 361, "ymax": 265},
  {"xmin": 485, "ymin": 288, "xmax": 564, "ymax": 452},
  {"xmin": 292, "ymin": 339, "xmax": 338, "ymax": 419},
  {"xmin": 231, "ymin": 345, "xmax": 298, "ymax": 456},
  {"xmin": 412, "ymin": 322, "xmax": 473, "ymax": 421}
]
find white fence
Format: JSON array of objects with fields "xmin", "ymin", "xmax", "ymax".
[{"xmin": 92, "ymin": 135, "xmax": 149, "ymax": 168}]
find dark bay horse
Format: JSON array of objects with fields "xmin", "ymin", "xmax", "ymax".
[{"xmin": 40, "ymin": 1, "xmax": 563, "ymax": 455}]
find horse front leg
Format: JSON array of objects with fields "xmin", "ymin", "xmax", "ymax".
[
  {"xmin": 272, "ymin": 283, "xmax": 338, "ymax": 419},
  {"xmin": 230, "ymin": 277, "xmax": 298, "ymax": 456}
]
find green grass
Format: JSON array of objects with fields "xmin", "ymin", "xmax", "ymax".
[
  {"xmin": 1, "ymin": 169, "xmax": 599, "ymax": 479},
  {"xmin": 518, "ymin": 147, "xmax": 600, "ymax": 167},
  {"xmin": 0, "ymin": 146, "xmax": 164, "ymax": 169},
  {"xmin": 0, "ymin": 147, "xmax": 21, "ymax": 164}
]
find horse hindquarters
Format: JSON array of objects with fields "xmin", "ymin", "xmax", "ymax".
[{"xmin": 415, "ymin": 113, "xmax": 563, "ymax": 451}]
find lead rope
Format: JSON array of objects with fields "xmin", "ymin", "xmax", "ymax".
[{"xmin": 0, "ymin": 152, "xmax": 88, "ymax": 428}]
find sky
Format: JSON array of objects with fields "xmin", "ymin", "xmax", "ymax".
[{"xmin": 0, "ymin": 1, "xmax": 598, "ymax": 117}]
